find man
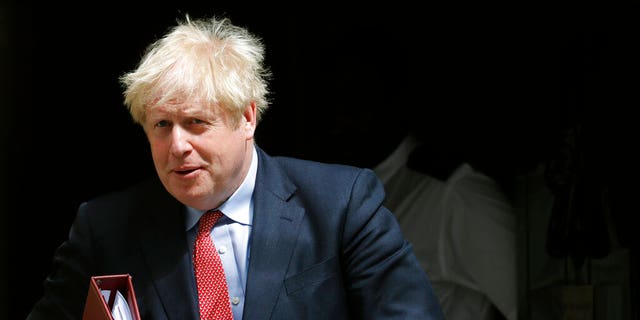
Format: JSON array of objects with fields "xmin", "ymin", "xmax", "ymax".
[{"xmin": 27, "ymin": 15, "xmax": 444, "ymax": 319}]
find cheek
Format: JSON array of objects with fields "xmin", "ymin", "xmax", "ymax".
[{"xmin": 147, "ymin": 140, "xmax": 168, "ymax": 161}]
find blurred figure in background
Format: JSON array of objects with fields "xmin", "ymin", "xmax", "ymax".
[{"xmin": 373, "ymin": 120, "xmax": 518, "ymax": 320}]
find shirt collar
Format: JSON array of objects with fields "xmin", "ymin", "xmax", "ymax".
[
  {"xmin": 185, "ymin": 146, "xmax": 257, "ymax": 231},
  {"xmin": 373, "ymin": 134, "xmax": 419, "ymax": 183}
]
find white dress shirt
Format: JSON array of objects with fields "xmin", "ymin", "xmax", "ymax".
[
  {"xmin": 374, "ymin": 135, "xmax": 518, "ymax": 320},
  {"xmin": 185, "ymin": 147, "xmax": 257, "ymax": 320}
]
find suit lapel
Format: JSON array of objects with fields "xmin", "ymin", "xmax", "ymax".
[
  {"xmin": 136, "ymin": 179, "xmax": 200, "ymax": 320},
  {"xmin": 243, "ymin": 148, "xmax": 305, "ymax": 319}
]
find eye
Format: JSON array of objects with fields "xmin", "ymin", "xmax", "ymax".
[
  {"xmin": 155, "ymin": 120, "xmax": 169, "ymax": 128},
  {"xmin": 191, "ymin": 118, "xmax": 206, "ymax": 125}
]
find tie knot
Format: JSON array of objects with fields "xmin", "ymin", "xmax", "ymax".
[{"xmin": 198, "ymin": 210, "xmax": 223, "ymax": 236}]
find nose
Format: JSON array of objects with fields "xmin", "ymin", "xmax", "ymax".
[{"xmin": 168, "ymin": 126, "xmax": 193, "ymax": 157}]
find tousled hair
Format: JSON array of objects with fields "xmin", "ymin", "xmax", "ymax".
[{"xmin": 120, "ymin": 15, "xmax": 271, "ymax": 127}]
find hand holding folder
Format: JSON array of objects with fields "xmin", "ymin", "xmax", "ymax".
[{"xmin": 82, "ymin": 274, "xmax": 141, "ymax": 320}]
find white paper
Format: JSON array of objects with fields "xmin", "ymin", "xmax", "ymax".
[{"xmin": 101, "ymin": 289, "xmax": 134, "ymax": 320}]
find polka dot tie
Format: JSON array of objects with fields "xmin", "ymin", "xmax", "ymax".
[{"xmin": 194, "ymin": 210, "xmax": 233, "ymax": 320}]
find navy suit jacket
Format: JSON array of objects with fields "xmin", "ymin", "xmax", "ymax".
[{"xmin": 28, "ymin": 147, "xmax": 444, "ymax": 319}]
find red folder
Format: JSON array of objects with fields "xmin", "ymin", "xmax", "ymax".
[{"xmin": 82, "ymin": 274, "xmax": 141, "ymax": 320}]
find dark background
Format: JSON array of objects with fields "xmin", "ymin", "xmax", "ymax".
[{"xmin": 2, "ymin": 2, "xmax": 636, "ymax": 319}]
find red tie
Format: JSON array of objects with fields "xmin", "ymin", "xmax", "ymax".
[{"xmin": 194, "ymin": 210, "xmax": 233, "ymax": 320}]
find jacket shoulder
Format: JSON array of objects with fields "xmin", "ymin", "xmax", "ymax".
[{"xmin": 78, "ymin": 176, "xmax": 180, "ymax": 222}]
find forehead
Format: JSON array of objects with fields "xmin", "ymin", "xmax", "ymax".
[{"xmin": 147, "ymin": 100, "xmax": 219, "ymax": 117}]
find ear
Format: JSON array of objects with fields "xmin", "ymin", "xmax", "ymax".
[{"xmin": 242, "ymin": 102, "xmax": 257, "ymax": 140}]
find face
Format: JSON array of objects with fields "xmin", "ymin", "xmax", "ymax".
[{"xmin": 143, "ymin": 101, "xmax": 257, "ymax": 211}]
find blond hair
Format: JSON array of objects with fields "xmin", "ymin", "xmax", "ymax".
[{"xmin": 120, "ymin": 15, "xmax": 271, "ymax": 126}]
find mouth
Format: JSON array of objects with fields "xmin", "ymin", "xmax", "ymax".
[{"xmin": 173, "ymin": 166, "xmax": 200, "ymax": 176}]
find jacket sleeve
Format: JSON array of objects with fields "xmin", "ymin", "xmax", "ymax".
[{"xmin": 341, "ymin": 168, "xmax": 445, "ymax": 320}]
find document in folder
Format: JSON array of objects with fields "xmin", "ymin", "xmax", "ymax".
[{"xmin": 82, "ymin": 274, "xmax": 141, "ymax": 320}]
